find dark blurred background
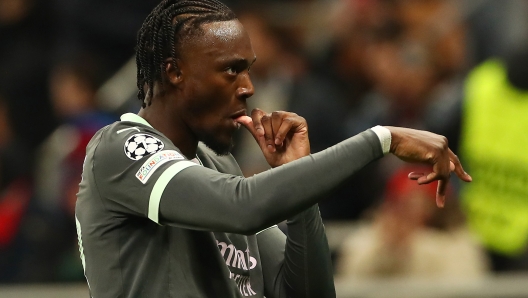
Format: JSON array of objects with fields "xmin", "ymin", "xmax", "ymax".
[{"xmin": 1, "ymin": 0, "xmax": 528, "ymax": 296}]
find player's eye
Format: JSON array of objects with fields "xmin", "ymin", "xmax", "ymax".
[{"xmin": 226, "ymin": 67, "xmax": 237, "ymax": 75}]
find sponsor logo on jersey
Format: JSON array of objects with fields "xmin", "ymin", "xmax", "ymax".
[
  {"xmin": 135, "ymin": 150, "xmax": 184, "ymax": 183},
  {"xmin": 230, "ymin": 273, "xmax": 257, "ymax": 296},
  {"xmin": 217, "ymin": 241, "xmax": 257, "ymax": 270},
  {"xmin": 124, "ymin": 133, "xmax": 164, "ymax": 160},
  {"xmin": 217, "ymin": 241, "xmax": 258, "ymax": 296}
]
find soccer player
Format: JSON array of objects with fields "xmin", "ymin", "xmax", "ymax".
[{"xmin": 75, "ymin": 0, "xmax": 472, "ymax": 297}]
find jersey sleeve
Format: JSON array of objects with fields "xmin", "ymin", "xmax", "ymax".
[
  {"xmin": 91, "ymin": 124, "xmax": 198, "ymax": 219},
  {"xmin": 157, "ymin": 129, "xmax": 383, "ymax": 234},
  {"xmin": 257, "ymin": 205, "xmax": 335, "ymax": 298},
  {"xmin": 93, "ymin": 126, "xmax": 382, "ymax": 231},
  {"xmin": 254, "ymin": 226, "xmax": 287, "ymax": 296},
  {"xmin": 256, "ymin": 205, "xmax": 335, "ymax": 298}
]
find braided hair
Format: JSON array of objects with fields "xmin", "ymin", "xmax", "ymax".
[{"xmin": 136, "ymin": 0, "xmax": 236, "ymax": 107}]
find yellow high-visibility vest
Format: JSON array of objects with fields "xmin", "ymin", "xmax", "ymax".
[{"xmin": 461, "ymin": 59, "xmax": 528, "ymax": 255}]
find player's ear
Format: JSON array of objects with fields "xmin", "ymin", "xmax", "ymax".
[{"xmin": 164, "ymin": 58, "xmax": 183, "ymax": 86}]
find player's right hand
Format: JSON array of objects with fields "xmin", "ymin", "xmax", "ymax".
[
  {"xmin": 235, "ymin": 108, "xmax": 310, "ymax": 168},
  {"xmin": 385, "ymin": 126, "xmax": 472, "ymax": 208}
]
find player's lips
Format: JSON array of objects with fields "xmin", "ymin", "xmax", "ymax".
[
  {"xmin": 230, "ymin": 109, "xmax": 247, "ymax": 119},
  {"xmin": 230, "ymin": 109, "xmax": 247, "ymax": 129}
]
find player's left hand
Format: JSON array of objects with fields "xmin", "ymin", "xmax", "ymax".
[
  {"xmin": 386, "ymin": 126, "xmax": 472, "ymax": 208},
  {"xmin": 236, "ymin": 109, "xmax": 310, "ymax": 167}
]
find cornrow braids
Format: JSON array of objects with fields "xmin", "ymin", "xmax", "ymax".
[{"xmin": 136, "ymin": 0, "xmax": 237, "ymax": 107}]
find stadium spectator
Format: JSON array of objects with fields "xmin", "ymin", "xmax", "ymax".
[
  {"xmin": 337, "ymin": 166, "xmax": 488, "ymax": 278},
  {"xmin": 0, "ymin": 0, "xmax": 57, "ymax": 153},
  {"xmin": 32, "ymin": 55, "xmax": 116, "ymax": 281},
  {"xmin": 0, "ymin": 96, "xmax": 34, "ymax": 282},
  {"xmin": 459, "ymin": 46, "xmax": 528, "ymax": 272}
]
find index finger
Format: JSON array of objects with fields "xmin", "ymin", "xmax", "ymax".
[
  {"xmin": 251, "ymin": 108, "xmax": 266, "ymax": 137},
  {"xmin": 235, "ymin": 116, "xmax": 257, "ymax": 138},
  {"xmin": 449, "ymin": 149, "xmax": 472, "ymax": 182},
  {"xmin": 235, "ymin": 114, "xmax": 266, "ymax": 150}
]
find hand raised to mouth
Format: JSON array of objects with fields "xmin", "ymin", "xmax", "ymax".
[{"xmin": 236, "ymin": 108, "xmax": 310, "ymax": 168}]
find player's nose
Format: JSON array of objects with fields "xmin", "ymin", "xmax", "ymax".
[{"xmin": 236, "ymin": 72, "xmax": 254, "ymax": 100}]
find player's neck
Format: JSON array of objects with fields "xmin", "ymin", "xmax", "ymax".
[{"xmin": 138, "ymin": 104, "xmax": 198, "ymax": 160}]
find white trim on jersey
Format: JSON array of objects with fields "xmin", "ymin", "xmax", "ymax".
[
  {"xmin": 120, "ymin": 113, "xmax": 153, "ymax": 128},
  {"xmin": 76, "ymin": 216, "xmax": 92, "ymax": 292},
  {"xmin": 117, "ymin": 127, "xmax": 141, "ymax": 134},
  {"xmin": 256, "ymin": 225, "xmax": 278, "ymax": 235},
  {"xmin": 370, "ymin": 125, "xmax": 391, "ymax": 155},
  {"xmin": 148, "ymin": 161, "xmax": 199, "ymax": 224}
]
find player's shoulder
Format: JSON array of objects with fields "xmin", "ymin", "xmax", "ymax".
[
  {"xmin": 86, "ymin": 114, "xmax": 190, "ymax": 196},
  {"xmin": 106, "ymin": 113, "xmax": 163, "ymax": 139},
  {"xmin": 94, "ymin": 113, "xmax": 175, "ymax": 162}
]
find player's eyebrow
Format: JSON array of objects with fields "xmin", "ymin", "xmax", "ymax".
[
  {"xmin": 219, "ymin": 56, "xmax": 257, "ymax": 68},
  {"xmin": 230, "ymin": 57, "xmax": 256, "ymax": 68}
]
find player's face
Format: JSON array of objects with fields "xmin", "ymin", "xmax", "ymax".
[{"xmin": 176, "ymin": 20, "xmax": 256, "ymax": 155}]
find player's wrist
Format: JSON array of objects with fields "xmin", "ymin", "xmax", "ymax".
[{"xmin": 370, "ymin": 125, "xmax": 391, "ymax": 155}]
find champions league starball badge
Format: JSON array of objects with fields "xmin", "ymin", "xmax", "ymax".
[{"xmin": 124, "ymin": 133, "xmax": 165, "ymax": 160}]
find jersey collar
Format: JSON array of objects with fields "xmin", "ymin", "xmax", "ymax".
[{"xmin": 120, "ymin": 113, "xmax": 153, "ymax": 128}]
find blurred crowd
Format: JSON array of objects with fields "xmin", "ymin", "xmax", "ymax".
[{"xmin": 1, "ymin": 0, "xmax": 528, "ymax": 284}]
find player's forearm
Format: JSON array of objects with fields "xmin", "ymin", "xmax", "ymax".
[{"xmin": 159, "ymin": 129, "xmax": 382, "ymax": 233}]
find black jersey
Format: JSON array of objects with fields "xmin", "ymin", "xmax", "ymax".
[{"xmin": 76, "ymin": 113, "xmax": 384, "ymax": 297}]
